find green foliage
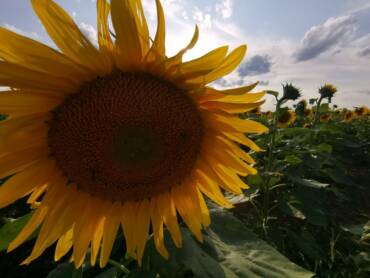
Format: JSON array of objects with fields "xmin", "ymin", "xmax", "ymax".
[{"xmin": 0, "ymin": 212, "xmax": 33, "ymax": 251}]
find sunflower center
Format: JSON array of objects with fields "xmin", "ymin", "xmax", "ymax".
[{"xmin": 48, "ymin": 71, "xmax": 204, "ymax": 201}]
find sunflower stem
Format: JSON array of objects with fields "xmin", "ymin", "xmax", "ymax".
[
  {"xmin": 261, "ymin": 97, "xmax": 282, "ymax": 235},
  {"xmin": 108, "ymin": 259, "xmax": 130, "ymax": 274},
  {"xmin": 312, "ymin": 96, "xmax": 323, "ymax": 127}
]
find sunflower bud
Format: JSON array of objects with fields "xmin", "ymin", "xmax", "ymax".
[
  {"xmin": 319, "ymin": 84, "xmax": 337, "ymax": 101},
  {"xmin": 282, "ymin": 83, "xmax": 301, "ymax": 101}
]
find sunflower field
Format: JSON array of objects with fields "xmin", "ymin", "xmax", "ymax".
[{"xmin": 0, "ymin": 0, "xmax": 370, "ymax": 277}]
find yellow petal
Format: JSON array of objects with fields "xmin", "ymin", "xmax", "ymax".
[
  {"xmin": 222, "ymin": 131, "xmax": 264, "ymax": 152},
  {"xmin": 0, "ymin": 27, "xmax": 91, "ymax": 83},
  {"xmin": 31, "ymin": 0, "xmax": 110, "ymax": 75},
  {"xmin": 97, "ymin": 0, "xmax": 113, "ymax": 52},
  {"xmin": 0, "ymin": 61, "xmax": 77, "ymax": 92},
  {"xmin": 0, "ymin": 122, "xmax": 47, "ymax": 156},
  {"xmin": 185, "ymin": 45, "xmax": 246, "ymax": 86},
  {"xmin": 193, "ymin": 167, "xmax": 232, "ymax": 208},
  {"xmin": 0, "ymin": 91, "xmax": 61, "ymax": 118},
  {"xmin": 0, "ymin": 146, "xmax": 47, "ymax": 179},
  {"xmin": 176, "ymin": 46, "xmax": 229, "ymax": 80},
  {"xmin": 201, "ymin": 100, "xmax": 265, "ymax": 114},
  {"xmin": 0, "ymin": 159, "xmax": 56, "ymax": 208},
  {"xmin": 204, "ymin": 112, "xmax": 269, "ymax": 134},
  {"xmin": 91, "ymin": 216, "xmax": 105, "ymax": 266},
  {"xmin": 145, "ymin": 0, "xmax": 166, "ymax": 63},
  {"xmin": 150, "ymin": 197, "xmax": 168, "ymax": 260},
  {"xmin": 111, "ymin": 0, "xmax": 149, "ymax": 69},
  {"xmin": 163, "ymin": 25, "xmax": 199, "ymax": 71},
  {"xmin": 171, "ymin": 184, "xmax": 203, "ymax": 242},
  {"xmin": 134, "ymin": 199, "xmax": 151, "ymax": 264},
  {"xmin": 211, "ymin": 91, "xmax": 266, "ymax": 104},
  {"xmin": 55, "ymin": 229, "xmax": 73, "ymax": 261},
  {"xmin": 121, "ymin": 201, "xmax": 138, "ymax": 259},
  {"xmin": 100, "ymin": 201, "xmax": 121, "ymax": 268},
  {"xmin": 156, "ymin": 192, "xmax": 182, "ymax": 248}
]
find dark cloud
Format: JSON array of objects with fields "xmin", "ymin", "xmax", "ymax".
[
  {"xmin": 295, "ymin": 15, "xmax": 357, "ymax": 61},
  {"xmin": 238, "ymin": 55, "xmax": 272, "ymax": 77},
  {"xmin": 358, "ymin": 47, "xmax": 370, "ymax": 57}
]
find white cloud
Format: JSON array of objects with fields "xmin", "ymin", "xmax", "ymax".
[
  {"xmin": 79, "ymin": 22, "xmax": 97, "ymax": 45},
  {"xmin": 295, "ymin": 15, "xmax": 357, "ymax": 61},
  {"xmin": 2, "ymin": 24, "xmax": 40, "ymax": 40},
  {"xmin": 215, "ymin": 0, "xmax": 233, "ymax": 19},
  {"xmin": 193, "ymin": 8, "xmax": 212, "ymax": 28}
]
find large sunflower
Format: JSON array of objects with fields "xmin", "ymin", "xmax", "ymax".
[{"xmin": 0, "ymin": 0, "xmax": 267, "ymax": 268}]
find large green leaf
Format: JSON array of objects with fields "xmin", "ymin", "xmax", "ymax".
[
  {"xmin": 47, "ymin": 262, "xmax": 82, "ymax": 278},
  {"xmin": 145, "ymin": 212, "xmax": 313, "ymax": 278},
  {"xmin": 0, "ymin": 212, "xmax": 33, "ymax": 251}
]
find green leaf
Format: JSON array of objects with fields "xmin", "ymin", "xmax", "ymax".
[
  {"xmin": 325, "ymin": 168, "xmax": 356, "ymax": 186},
  {"xmin": 284, "ymin": 155, "xmax": 302, "ymax": 165},
  {"xmin": 145, "ymin": 212, "xmax": 313, "ymax": 278},
  {"xmin": 47, "ymin": 262, "xmax": 82, "ymax": 278},
  {"xmin": 290, "ymin": 176, "xmax": 329, "ymax": 189},
  {"xmin": 0, "ymin": 212, "xmax": 33, "ymax": 251},
  {"xmin": 316, "ymin": 143, "xmax": 332, "ymax": 153},
  {"xmin": 319, "ymin": 103, "xmax": 329, "ymax": 112}
]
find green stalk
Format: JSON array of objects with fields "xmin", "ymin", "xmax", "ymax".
[
  {"xmin": 108, "ymin": 259, "xmax": 130, "ymax": 274},
  {"xmin": 312, "ymin": 96, "xmax": 323, "ymax": 127},
  {"xmin": 261, "ymin": 97, "xmax": 282, "ymax": 234}
]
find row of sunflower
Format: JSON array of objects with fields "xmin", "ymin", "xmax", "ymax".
[
  {"xmin": 236, "ymin": 83, "xmax": 370, "ymax": 278},
  {"xmin": 245, "ymin": 84, "xmax": 369, "ymax": 129}
]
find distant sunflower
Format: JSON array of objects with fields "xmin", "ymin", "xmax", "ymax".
[
  {"xmin": 303, "ymin": 123, "xmax": 312, "ymax": 128},
  {"xmin": 320, "ymin": 114, "xmax": 331, "ymax": 122},
  {"xmin": 304, "ymin": 108, "xmax": 313, "ymax": 118},
  {"xmin": 354, "ymin": 106, "xmax": 369, "ymax": 117},
  {"xmin": 344, "ymin": 111, "xmax": 356, "ymax": 122},
  {"xmin": 0, "ymin": 0, "xmax": 267, "ymax": 269},
  {"xmin": 277, "ymin": 110, "xmax": 296, "ymax": 128},
  {"xmin": 249, "ymin": 106, "xmax": 261, "ymax": 114}
]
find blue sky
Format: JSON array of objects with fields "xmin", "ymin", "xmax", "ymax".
[{"xmin": 1, "ymin": 0, "xmax": 370, "ymax": 109}]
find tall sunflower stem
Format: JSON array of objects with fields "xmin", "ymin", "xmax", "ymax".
[
  {"xmin": 261, "ymin": 97, "xmax": 282, "ymax": 234},
  {"xmin": 108, "ymin": 259, "xmax": 130, "ymax": 274},
  {"xmin": 312, "ymin": 96, "xmax": 324, "ymax": 127}
]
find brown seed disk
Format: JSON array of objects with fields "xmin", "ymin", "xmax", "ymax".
[{"xmin": 48, "ymin": 71, "xmax": 204, "ymax": 202}]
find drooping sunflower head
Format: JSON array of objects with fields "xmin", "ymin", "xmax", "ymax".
[
  {"xmin": 282, "ymin": 83, "xmax": 301, "ymax": 101},
  {"xmin": 354, "ymin": 106, "xmax": 370, "ymax": 117},
  {"xmin": 277, "ymin": 110, "xmax": 296, "ymax": 128},
  {"xmin": 0, "ymin": 0, "xmax": 267, "ymax": 269},
  {"xmin": 319, "ymin": 83, "xmax": 337, "ymax": 101}
]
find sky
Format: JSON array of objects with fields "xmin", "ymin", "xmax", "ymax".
[{"xmin": 1, "ymin": 0, "xmax": 370, "ymax": 110}]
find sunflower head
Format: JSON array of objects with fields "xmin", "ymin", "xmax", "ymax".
[
  {"xmin": 0, "ymin": 0, "xmax": 267, "ymax": 269},
  {"xmin": 277, "ymin": 109, "xmax": 296, "ymax": 128},
  {"xmin": 303, "ymin": 123, "xmax": 312, "ymax": 128},
  {"xmin": 344, "ymin": 111, "xmax": 356, "ymax": 122},
  {"xmin": 320, "ymin": 113, "xmax": 331, "ymax": 122},
  {"xmin": 319, "ymin": 84, "xmax": 337, "ymax": 101},
  {"xmin": 282, "ymin": 83, "xmax": 301, "ymax": 101},
  {"xmin": 304, "ymin": 108, "xmax": 313, "ymax": 118},
  {"xmin": 354, "ymin": 106, "xmax": 370, "ymax": 117}
]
